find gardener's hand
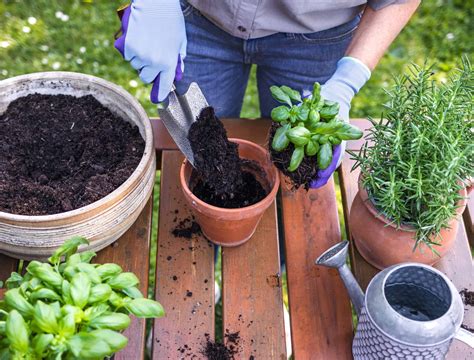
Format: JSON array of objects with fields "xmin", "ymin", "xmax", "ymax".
[
  {"xmin": 114, "ymin": 0, "xmax": 187, "ymax": 103},
  {"xmin": 309, "ymin": 57, "xmax": 370, "ymax": 189}
]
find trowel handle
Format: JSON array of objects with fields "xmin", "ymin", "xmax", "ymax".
[{"xmin": 454, "ymin": 328, "xmax": 474, "ymax": 348}]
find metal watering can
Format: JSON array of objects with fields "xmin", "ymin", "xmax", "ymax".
[{"xmin": 316, "ymin": 241, "xmax": 474, "ymax": 359}]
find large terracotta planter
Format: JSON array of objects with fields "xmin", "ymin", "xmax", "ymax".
[
  {"xmin": 349, "ymin": 177, "xmax": 467, "ymax": 269},
  {"xmin": 180, "ymin": 138, "xmax": 280, "ymax": 247}
]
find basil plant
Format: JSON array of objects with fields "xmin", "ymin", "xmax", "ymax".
[
  {"xmin": 0, "ymin": 237, "xmax": 164, "ymax": 360},
  {"xmin": 270, "ymin": 83, "xmax": 363, "ymax": 172}
]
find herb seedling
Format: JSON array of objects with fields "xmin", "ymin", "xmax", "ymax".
[
  {"xmin": 0, "ymin": 237, "xmax": 164, "ymax": 359},
  {"xmin": 270, "ymin": 83, "xmax": 363, "ymax": 172},
  {"xmin": 350, "ymin": 59, "xmax": 474, "ymax": 250}
]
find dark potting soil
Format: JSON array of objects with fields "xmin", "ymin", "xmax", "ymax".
[
  {"xmin": 192, "ymin": 170, "xmax": 267, "ymax": 208},
  {"xmin": 269, "ymin": 122, "xmax": 317, "ymax": 190},
  {"xmin": 202, "ymin": 332, "xmax": 240, "ymax": 360},
  {"xmin": 188, "ymin": 107, "xmax": 243, "ymax": 197},
  {"xmin": 188, "ymin": 106, "xmax": 268, "ymax": 208},
  {"xmin": 171, "ymin": 217, "xmax": 202, "ymax": 238},
  {"xmin": 0, "ymin": 94, "xmax": 144, "ymax": 215},
  {"xmin": 460, "ymin": 289, "xmax": 474, "ymax": 306}
]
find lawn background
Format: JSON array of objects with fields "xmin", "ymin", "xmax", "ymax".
[{"xmin": 1, "ymin": 0, "xmax": 473, "ymax": 346}]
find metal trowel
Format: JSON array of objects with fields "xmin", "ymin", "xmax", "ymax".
[{"xmin": 158, "ymin": 82, "xmax": 208, "ymax": 167}]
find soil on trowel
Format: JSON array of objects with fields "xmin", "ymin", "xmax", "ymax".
[
  {"xmin": 269, "ymin": 122, "xmax": 317, "ymax": 190},
  {"xmin": 188, "ymin": 107, "xmax": 268, "ymax": 208},
  {"xmin": 0, "ymin": 94, "xmax": 144, "ymax": 215}
]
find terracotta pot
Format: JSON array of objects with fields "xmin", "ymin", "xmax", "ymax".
[
  {"xmin": 180, "ymin": 138, "xmax": 280, "ymax": 247},
  {"xmin": 349, "ymin": 176, "xmax": 467, "ymax": 269}
]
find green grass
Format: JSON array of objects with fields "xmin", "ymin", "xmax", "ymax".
[{"xmin": 1, "ymin": 0, "xmax": 472, "ymax": 347}]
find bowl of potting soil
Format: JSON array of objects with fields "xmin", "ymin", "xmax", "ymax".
[
  {"xmin": 0, "ymin": 72, "xmax": 155, "ymax": 259},
  {"xmin": 180, "ymin": 108, "xmax": 279, "ymax": 246}
]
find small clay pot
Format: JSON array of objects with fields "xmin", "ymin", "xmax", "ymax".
[
  {"xmin": 349, "ymin": 175, "xmax": 467, "ymax": 269},
  {"xmin": 180, "ymin": 138, "xmax": 280, "ymax": 247}
]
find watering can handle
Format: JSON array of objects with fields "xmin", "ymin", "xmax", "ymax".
[{"xmin": 454, "ymin": 328, "xmax": 474, "ymax": 348}]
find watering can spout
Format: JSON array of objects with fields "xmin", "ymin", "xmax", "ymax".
[{"xmin": 316, "ymin": 241, "xmax": 365, "ymax": 317}]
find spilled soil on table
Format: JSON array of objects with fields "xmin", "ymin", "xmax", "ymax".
[
  {"xmin": 0, "ymin": 94, "xmax": 144, "ymax": 215},
  {"xmin": 188, "ymin": 107, "xmax": 267, "ymax": 208}
]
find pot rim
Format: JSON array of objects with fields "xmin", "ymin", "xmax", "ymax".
[
  {"xmin": 357, "ymin": 173, "xmax": 468, "ymax": 232},
  {"xmin": 0, "ymin": 71, "xmax": 154, "ymax": 222},
  {"xmin": 180, "ymin": 138, "xmax": 280, "ymax": 213}
]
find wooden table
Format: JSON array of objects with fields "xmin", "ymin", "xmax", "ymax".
[{"xmin": 0, "ymin": 119, "xmax": 472, "ymax": 359}]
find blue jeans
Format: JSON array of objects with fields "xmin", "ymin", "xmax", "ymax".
[{"xmin": 176, "ymin": 2, "xmax": 360, "ymax": 118}]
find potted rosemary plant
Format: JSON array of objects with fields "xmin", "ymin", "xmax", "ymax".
[{"xmin": 349, "ymin": 59, "xmax": 473, "ymax": 269}]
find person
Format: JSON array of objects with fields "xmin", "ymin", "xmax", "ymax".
[{"xmin": 115, "ymin": 0, "xmax": 420, "ymax": 188}]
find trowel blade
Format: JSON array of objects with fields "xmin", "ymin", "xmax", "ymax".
[{"xmin": 157, "ymin": 82, "xmax": 209, "ymax": 167}]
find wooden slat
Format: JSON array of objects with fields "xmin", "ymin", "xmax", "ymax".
[
  {"xmin": 0, "ymin": 254, "xmax": 18, "ymax": 283},
  {"xmin": 153, "ymin": 151, "xmax": 215, "ymax": 359},
  {"xmin": 282, "ymin": 178, "xmax": 353, "ymax": 359},
  {"xmin": 95, "ymin": 198, "xmax": 153, "ymax": 360},
  {"xmin": 222, "ymin": 202, "xmax": 286, "ymax": 359},
  {"xmin": 340, "ymin": 120, "xmax": 474, "ymax": 359},
  {"xmin": 151, "ymin": 118, "xmax": 272, "ymax": 151}
]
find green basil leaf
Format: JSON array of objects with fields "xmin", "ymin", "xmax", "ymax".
[
  {"xmin": 296, "ymin": 104, "xmax": 310, "ymax": 122},
  {"xmin": 30, "ymin": 288, "xmax": 62, "ymax": 303},
  {"xmin": 33, "ymin": 301, "xmax": 58, "ymax": 333},
  {"xmin": 4, "ymin": 289, "xmax": 34, "ymax": 318},
  {"xmin": 0, "ymin": 321, "xmax": 5, "ymax": 335},
  {"xmin": 5, "ymin": 272, "xmax": 23, "ymax": 290},
  {"xmin": 287, "ymin": 127, "xmax": 311, "ymax": 147},
  {"xmin": 280, "ymin": 85, "xmax": 302, "ymax": 104},
  {"xmin": 65, "ymin": 263, "xmax": 101, "ymax": 284},
  {"xmin": 270, "ymin": 85, "xmax": 292, "ymax": 106},
  {"xmin": 88, "ymin": 284, "xmax": 113, "ymax": 304},
  {"xmin": 89, "ymin": 329, "xmax": 128, "ymax": 353},
  {"xmin": 329, "ymin": 136, "xmax": 342, "ymax": 145},
  {"xmin": 108, "ymin": 292, "xmax": 127, "ymax": 308},
  {"xmin": 58, "ymin": 312, "xmax": 76, "ymax": 338},
  {"xmin": 70, "ymin": 273, "xmax": 91, "ymax": 309},
  {"xmin": 32, "ymin": 333, "xmax": 54, "ymax": 358},
  {"xmin": 288, "ymin": 146, "xmax": 305, "ymax": 172},
  {"xmin": 271, "ymin": 124, "xmax": 291, "ymax": 152},
  {"xmin": 48, "ymin": 236, "xmax": 89, "ymax": 265},
  {"xmin": 61, "ymin": 280, "xmax": 73, "ymax": 305},
  {"xmin": 79, "ymin": 251, "xmax": 97, "ymax": 263},
  {"xmin": 311, "ymin": 121, "xmax": 343, "ymax": 135},
  {"xmin": 89, "ymin": 313, "xmax": 130, "ymax": 331},
  {"xmin": 336, "ymin": 123, "xmax": 363, "ymax": 140},
  {"xmin": 28, "ymin": 263, "xmax": 63, "ymax": 289},
  {"xmin": 61, "ymin": 305, "xmax": 84, "ymax": 324},
  {"xmin": 318, "ymin": 143, "xmax": 333, "ymax": 170},
  {"xmin": 68, "ymin": 333, "xmax": 112, "ymax": 359},
  {"xmin": 311, "ymin": 82, "xmax": 321, "ymax": 105},
  {"xmin": 122, "ymin": 286, "xmax": 144, "ymax": 299},
  {"xmin": 6, "ymin": 310, "xmax": 29, "ymax": 353},
  {"xmin": 320, "ymin": 101, "xmax": 340, "ymax": 120},
  {"xmin": 107, "ymin": 273, "xmax": 139, "ymax": 290},
  {"xmin": 83, "ymin": 303, "xmax": 110, "ymax": 322},
  {"xmin": 125, "ymin": 298, "xmax": 165, "ymax": 318},
  {"xmin": 270, "ymin": 106, "xmax": 290, "ymax": 122},
  {"xmin": 96, "ymin": 264, "xmax": 122, "ymax": 281},
  {"xmin": 305, "ymin": 140, "xmax": 319, "ymax": 157}
]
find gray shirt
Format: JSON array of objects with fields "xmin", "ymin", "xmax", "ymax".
[{"xmin": 188, "ymin": 0, "xmax": 405, "ymax": 39}]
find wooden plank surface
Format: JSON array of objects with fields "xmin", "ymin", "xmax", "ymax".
[
  {"xmin": 151, "ymin": 118, "xmax": 272, "ymax": 151},
  {"xmin": 340, "ymin": 119, "xmax": 474, "ymax": 359},
  {"xmin": 0, "ymin": 254, "xmax": 18, "ymax": 283},
  {"xmin": 281, "ymin": 178, "xmax": 354, "ymax": 360},
  {"xmin": 222, "ymin": 202, "xmax": 286, "ymax": 360},
  {"xmin": 153, "ymin": 151, "xmax": 215, "ymax": 359},
  {"xmin": 95, "ymin": 197, "xmax": 153, "ymax": 360}
]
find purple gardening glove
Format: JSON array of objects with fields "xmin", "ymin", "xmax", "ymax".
[
  {"xmin": 309, "ymin": 57, "xmax": 371, "ymax": 189},
  {"xmin": 114, "ymin": 0, "xmax": 187, "ymax": 103}
]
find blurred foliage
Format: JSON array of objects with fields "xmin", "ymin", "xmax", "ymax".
[{"xmin": 1, "ymin": 0, "xmax": 472, "ymax": 118}]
